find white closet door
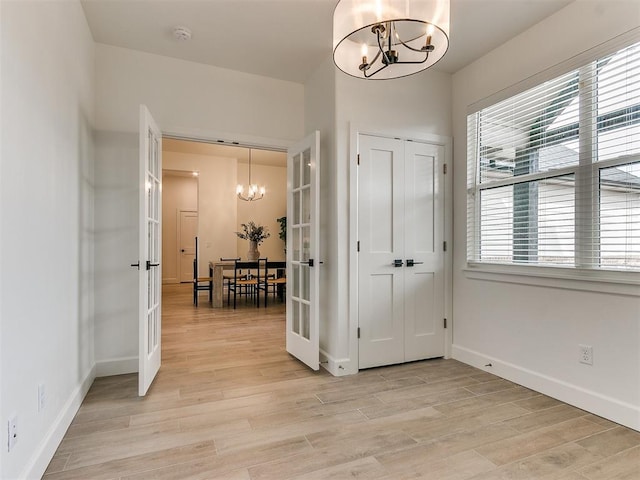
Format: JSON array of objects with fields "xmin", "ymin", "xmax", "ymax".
[
  {"xmin": 358, "ymin": 134, "xmax": 446, "ymax": 369},
  {"xmin": 358, "ymin": 135, "xmax": 405, "ymax": 369},
  {"xmin": 403, "ymin": 141, "xmax": 445, "ymax": 362}
]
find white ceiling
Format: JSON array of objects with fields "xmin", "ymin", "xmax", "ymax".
[{"xmin": 81, "ymin": 0, "xmax": 573, "ymax": 84}]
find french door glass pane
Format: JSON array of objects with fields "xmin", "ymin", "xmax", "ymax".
[
  {"xmin": 301, "ymin": 266, "xmax": 310, "ymax": 301},
  {"xmin": 292, "ymin": 302, "xmax": 300, "ymax": 334},
  {"xmin": 293, "ymin": 191, "xmax": 301, "ymax": 224},
  {"xmin": 302, "ymin": 226, "xmax": 310, "ymax": 261},
  {"xmin": 303, "ymin": 148, "xmax": 311, "ymax": 185},
  {"xmin": 292, "ymin": 264, "xmax": 300, "ymax": 297},
  {"xmin": 292, "ymin": 227, "xmax": 300, "ymax": 261},
  {"xmin": 301, "ymin": 303, "xmax": 310, "ymax": 340},
  {"xmin": 302, "ymin": 187, "xmax": 310, "ymax": 223},
  {"xmin": 294, "ymin": 153, "xmax": 301, "ymax": 189}
]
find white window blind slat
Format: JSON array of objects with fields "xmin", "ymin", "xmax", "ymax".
[{"xmin": 467, "ymin": 41, "xmax": 640, "ymax": 271}]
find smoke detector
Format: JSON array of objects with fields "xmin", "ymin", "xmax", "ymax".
[{"xmin": 173, "ymin": 26, "xmax": 192, "ymax": 41}]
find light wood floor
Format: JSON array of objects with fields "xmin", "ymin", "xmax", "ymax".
[{"xmin": 44, "ymin": 284, "xmax": 640, "ymax": 479}]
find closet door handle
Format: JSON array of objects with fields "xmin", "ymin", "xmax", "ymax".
[
  {"xmin": 406, "ymin": 259, "xmax": 424, "ymax": 267},
  {"xmin": 393, "ymin": 259, "xmax": 404, "ymax": 267}
]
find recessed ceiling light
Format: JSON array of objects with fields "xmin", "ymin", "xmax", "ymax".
[{"xmin": 173, "ymin": 26, "xmax": 192, "ymax": 41}]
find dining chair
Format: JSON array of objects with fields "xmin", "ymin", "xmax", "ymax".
[
  {"xmin": 257, "ymin": 259, "xmax": 287, "ymax": 307},
  {"xmin": 193, "ymin": 236, "xmax": 213, "ymax": 306},
  {"xmin": 228, "ymin": 259, "xmax": 266, "ymax": 309},
  {"xmin": 219, "ymin": 257, "xmax": 240, "ymax": 304}
]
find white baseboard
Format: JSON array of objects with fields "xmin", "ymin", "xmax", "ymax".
[
  {"xmin": 452, "ymin": 345, "xmax": 640, "ymax": 432},
  {"xmin": 22, "ymin": 365, "xmax": 96, "ymax": 480},
  {"xmin": 95, "ymin": 356, "xmax": 138, "ymax": 377},
  {"xmin": 319, "ymin": 350, "xmax": 356, "ymax": 376}
]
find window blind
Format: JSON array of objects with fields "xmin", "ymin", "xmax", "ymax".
[{"xmin": 467, "ymin": 41, "xmax": 640, "ymax": 271}]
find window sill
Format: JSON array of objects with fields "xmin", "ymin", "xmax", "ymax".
[{"xmin": 463, "ymin": 263, "xmax": 640, "ymax": 297}]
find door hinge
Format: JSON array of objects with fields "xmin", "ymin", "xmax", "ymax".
[
  {"xmin": 444, "ymin": 318, "xmax": 447, "ymax": 329},
  {"xmin": 443, "ymin": 163, "xmax": 447, "ymax": 174},
  {"xmin": 443, "ymin": 241, "xmax": 447, "ymax": 252},
  {"xmin": 357, "ymin": 154, "xmax": 360, "ymax": 166},
  {"xmin": 357, "ymin": 327, "xmax": 361, "ymax": 339},
  {"xmin": 357, "ymin": 241, "xmax": 360, "ymax": 252}
]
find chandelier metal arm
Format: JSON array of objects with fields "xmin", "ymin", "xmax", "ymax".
[
  {"xmin": 362, "ymin": 62, "xmax": 390, "ymax": 79},
  {"xmin": 377, "ymin": 27, "xmax": 394, "ymax": 65}
]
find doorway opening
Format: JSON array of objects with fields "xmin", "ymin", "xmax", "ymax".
[{"xmin": 160, "ymin": 137, "xmax": 289, "ymax": 351}]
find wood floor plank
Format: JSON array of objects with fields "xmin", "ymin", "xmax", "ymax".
[{"xmin": 43, "ymin": 284, "xmax": 640, "ymax": 480}]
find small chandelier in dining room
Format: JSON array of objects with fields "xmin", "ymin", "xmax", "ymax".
[
  {"xmin": 333, "ymin": 0, "xmax": 450, "ymax": 79},
  {"xmin": 236, "ymin": 148, "xmax": 265, "ymax": 202}
]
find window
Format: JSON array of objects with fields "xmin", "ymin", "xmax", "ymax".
[{"xmin": 467, "ymin": 41, "xmax": 640, "ymax": 272}]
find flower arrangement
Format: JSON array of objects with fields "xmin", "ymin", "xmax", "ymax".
[{"xmin": 235, "ymin": 221, "xmax": 270, "ymax": 245}]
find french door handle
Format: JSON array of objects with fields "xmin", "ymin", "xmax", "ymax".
[
  {"xmin": 146, "ymin": 261, "xmax": 160, "ymax": 270},
  {"xmin": 299, "ymin": 259, "xmax": 314, "ymax": 267},
  {"xmin": 393, "ymin": 259, "xmax": 403, "ymax": 267},
  {"xmin": 406, "ymin": 259, "xmax": 424, "ymax": 267},
  {"xmin": 130, "ymin": 262, "xmax": 140, "ymax": 270}
]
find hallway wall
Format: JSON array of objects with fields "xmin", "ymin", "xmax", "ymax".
[{"xmin": 0, "ymin": 2, "xmax": 96, "ymax": 478}]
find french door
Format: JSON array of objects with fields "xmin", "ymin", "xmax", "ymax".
[
  {"xmin": 138, "ymin": 105, "xmax": 162, "ymax": 396},
  {"xmin": 286, "ymin": 131, "xmax": 320, "ymax": 370},
  {"xmin": 358, "ymin": 134, "xmax": 445, "ymax": 369}
]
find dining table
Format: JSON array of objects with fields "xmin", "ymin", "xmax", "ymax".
[
  {"xmin": 208, "ymin": 261, "xmax": 235, "ymax": 308},
  {"xmin": 208, "ymin": 260, "xmax": 287, "ymax": 308}
]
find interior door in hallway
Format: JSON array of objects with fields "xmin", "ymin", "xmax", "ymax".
[
  {"xmin": 358, "ymin": 134, "xmax": 445, "ymax": 369},
  {"xmin": 179, "ymin": 210, "xmax": 197, "ymax": 283}
]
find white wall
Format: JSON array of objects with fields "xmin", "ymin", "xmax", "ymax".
[
  {"xmin": 95, "ymin": 43, "xmax": 304, "ymax": 145},
  {"xmin": 94, "ymin": 132, "xmax": 138, "ymax": 375},
  {"xmin": 452, "ymin": 0, "xmax": 640, "ymax": 430},
  {"xmin": 0, "ymin": 2, "xmax": 96, "ymax": 478}
]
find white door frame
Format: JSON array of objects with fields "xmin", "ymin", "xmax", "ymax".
[{"xmin": 348, "ymin": 124, "xmax": 454, "ymax": 372}]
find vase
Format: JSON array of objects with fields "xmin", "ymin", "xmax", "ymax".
[{"xmin": 247, "ymin": 241, "xmax": 260, "ymax": 261}]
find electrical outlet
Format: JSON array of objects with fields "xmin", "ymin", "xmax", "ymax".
[
  {"xmin": 579, "ymin": 344, "xmax": 593, "ymax": 365},
  {"xmin": 7, "ymin": 414, "xmax": 17, "ymax": 452},
  {"xmin": 38, "ymin": 384, "xmax": 46, "ymax": 412}
]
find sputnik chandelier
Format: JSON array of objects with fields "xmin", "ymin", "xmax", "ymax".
[
  {"xmin": 333, "ymin": 0, "xmax": 450, "ymax": 80},
  {"xmin": 236, "ymin": 149, "xmax": 265, "ymax": 202}
]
